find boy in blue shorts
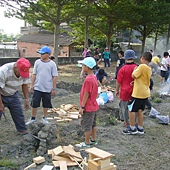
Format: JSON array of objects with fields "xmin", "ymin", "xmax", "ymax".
[
  {"xmin": 26, "ymin": 46, "xmax": 58, "ymax": 125},
  {"xmin": 76, "ymin": 57, "xmax": 99, "ymax": 148},
  {"xmin": 122, "ymin": 52, "xmax": 152, "ymax": 135}
]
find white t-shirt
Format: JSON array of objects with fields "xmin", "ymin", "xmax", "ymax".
[
  {"xmin": 161, "ymin": 57, "xmax": 168, "ymax": 71},
  {"xmin": 33, "ymin": 59, "xmax": 58, "ymax": 93},
  {"xmin": 0, "ymin": 62, "xmax": 30, "ymax": 96}
]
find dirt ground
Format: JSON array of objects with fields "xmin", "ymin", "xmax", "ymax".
[{"xmin": 0, "ymin": 62, "xmax": 170, "ymax": 170}]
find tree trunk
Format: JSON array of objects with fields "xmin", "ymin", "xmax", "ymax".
[
  {"xmin": 166, "ymin": 24, "xmax": 170, "ymax": 51},
  {"xmin": 128, "ymin": 28, "xmax": 132, "ymax": 49},
  {"xmin": 53, "ymin": 5, "xmax": 61, "ymax": 66},
  {"xmin": 141, "ymin": 26, "xmax": 146, "ymax": 53},
  {"xmin": 84, "ymin": 16, "xmax": 89, "ymax": 48},
  {"xmin": 154, "ymin": 31, "xmax": 158, "ymax": 52}
]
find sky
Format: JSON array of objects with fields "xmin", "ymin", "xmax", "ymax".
[{"xmin": 0, "ymin": 7, "xmax": 24, "ymax": 35}]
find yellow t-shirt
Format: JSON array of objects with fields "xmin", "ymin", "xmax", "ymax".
[
  {"xmin": 132, "ymin": 64, "xmax": 152, "ymax": 99},
  {"xmin": 151, "ymin": 56, "xmax": 160, "ymax": 64}
]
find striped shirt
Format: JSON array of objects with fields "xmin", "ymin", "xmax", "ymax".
[{"xmin": 0, "ymin": 62, "xmax": 30, "ymax": 96}]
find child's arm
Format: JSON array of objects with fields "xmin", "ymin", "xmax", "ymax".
[
  {"xmin": 115, "ymin": 81, "xmax": 120, "ymax": 97},
  {"xmin": 51, "ymin": 76, "xmax": 57, "ymax": 96},
  {"xmin": 79, "ymin": 92, "xmax": 89, "ymax": 115},
  {"xmin": 29, "ymin": 74, "xmax": 36, "ymax": 92}
]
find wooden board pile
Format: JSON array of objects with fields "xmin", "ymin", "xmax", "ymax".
[
  {"xmin": 101, "ymin": 86, "xmax": 115, "ymax": 93},
  {"xmin": 24, "ymin": 145, "xmax": 84, "ymax": 170},
  {"xmin": 83, "ymin": 147, "xmax": 117, "ymax": 170},
  {"xmin": 47, "ymin": 104, "xmax": 81, "ymax": 122}
]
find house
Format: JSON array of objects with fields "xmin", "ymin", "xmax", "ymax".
[{"xmin": 17, "ymin": 31, "xmax": 81, "ymax": 58}]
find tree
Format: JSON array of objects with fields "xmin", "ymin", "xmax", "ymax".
[{"xmin": 0, "ymin": 0, "xmax": 81, "ymax": 65}]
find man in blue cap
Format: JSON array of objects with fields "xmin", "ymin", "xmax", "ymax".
[{"xmin": 26, "ymin": 46, "xmax": 58, "ymax": 125}]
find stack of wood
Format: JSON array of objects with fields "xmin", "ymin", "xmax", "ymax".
[
  {"xmin": 47, "ymin": 104, "xmax": 81, "ymax": 122},
  {"xmin": 24, "ymin": 146, "xmax": 117, "ymax": 170},
  {"xmin": 84, "ymin": 147, "xmax": 117, "ymax": 170},
  {"xmin": 50, "ymin": 145, "xmax": 84, "ymax": 169},
  {"xmin": 101, "ymin": 86, "xmax": 115, "ymax": 93}
]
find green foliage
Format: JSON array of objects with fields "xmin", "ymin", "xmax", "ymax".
[
  {"xmin": 0, "ymin": 157, "xmax": 18, "ymax": 169},
  {"xmin": 0, "ymin": 32, "xmax": 21, "ymax": 42}
]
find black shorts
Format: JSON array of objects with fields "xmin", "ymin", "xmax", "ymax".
[
  {"xmin": 161, "ymin": 70, "xmax": 167, "ymax": 78},
  {"xmin": 81, "ymin": 111, "xmax": 97, "ymax": 132},
  {"xmin": 31, "ymin": 90, "xmax": 52, "ymax": 108},
  {"xmin": 128, "ymin": 97, "xmax": 147, "ymax": 112}
]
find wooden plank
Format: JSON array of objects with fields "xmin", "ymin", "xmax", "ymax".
[
  {"xmin": 61, "ymin": 104, "xmax": 73, "ymax": 111},
  {"xmin": 98, "ymin": 158, "xmax": 110, "ymax": 168},
  {"xmin": 24, "ymin": 163, "xmax": 36, "ymax": 170},
  {"xmin": 62, "ymin": 146, "xmax": 82, "ymax": 159},
  {"xmin": 59, "ymin": 161, "xmax": 68, "ymax": 170},
  {"xmin": 53, "ymin": 155, "xmax": 71, "ymax": 162},
  {"xmin": 47, "ymin": 149, "xmax": 53, "ymax": 156},
  {"xmin": 52, "ymin": 161, "xmax": 77, "ymax": 167},
  {"xmin": 41, "ymin": 165, "xmax": 54, "ymax": 170},
  {"xmin": 86, "ymin": 147, "xmax": 113, "ymax": 160},
  {"xmin": 67, "ymin": 114, "xmax": 79, "ymax": 119},
  {"xmin": 33, "ymin": 156, "xmax": 45, "ymax": 164},
  {"xmin": 88, "ymin": 160, "xmax": 101, "ymax": 170},
  {"xmin": 68, "ymin": 155, "xmax": 82, "ymax": 162},
  {"xmin": 56, "ymin": 118, "xmax": 72, "ymax": 123},
  {"xmin": 52, "ymin": 146, "xmax": 64, "ymax": 156},
  {"xmin": 54, "ymin": 117, "xmax": 62, "ymax": 120},
  {"xmin": 46, "ymin": 117, "xmax": 53, "ymax": 120}
]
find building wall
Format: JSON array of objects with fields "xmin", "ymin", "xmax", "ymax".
[{"xmin": 17, "ymin": 42, "xmax": 54, "ymax": 58}]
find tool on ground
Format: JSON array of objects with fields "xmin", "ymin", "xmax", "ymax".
[{"xmin": 0, "ymin": 111, "xmax": 10, "ymax": 123}]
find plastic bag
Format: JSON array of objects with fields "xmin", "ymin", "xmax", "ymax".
[
  {"xmin": 96, "ymin": 97, "xmax": 104, "ymax": 105},
  {"xmin": 156, "ymin": 115, "xmax": 169, "ymax": 125},
  {"xmin": 107, "ymin": 91, "xmax": 114, "ymax": 102},
  {"xmin": 99, "ymin": 92, "xmax": 109, "ymax": 104},
  {"xmin": 149, "ymin": 107, "xmax": 160, "ymax": 118}
]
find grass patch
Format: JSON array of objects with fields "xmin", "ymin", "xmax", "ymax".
[{"xmin": 0, "ymin": 157, "xmax": 18, "ymax": 169}]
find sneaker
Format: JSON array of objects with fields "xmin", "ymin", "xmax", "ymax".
[
  {"xmin": 42, "ymin": 117, "xmax": 49, "ymax": 124},
  {"xmin": 122, "ymin": 126, "xmax": 138, "ymax": 135},
  {"xmin": 89, "ymin": 140, "xmax": 98, "ymax": 145},
  {"xmin": 137, "ymin": 127, "xmax": 145, "ymax": 134},
  {"xmin": 26, "ymin": 118, "xmax": 36, "ymax": 125},
  {"xmin": 75, "ymin": 142, "xmax": 90, "ymax": 148}
]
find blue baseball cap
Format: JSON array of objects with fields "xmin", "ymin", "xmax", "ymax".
[
  {"xmin": 38, "ymin": 46, "xmax": 51, "ymax": 54},
  {"xmin": 82, "ymin": 57, "xmax": 96, "ymax": 69},
  {"xmin": 123, "ymin": 49, "xmax": 137, "ymax": 60}
]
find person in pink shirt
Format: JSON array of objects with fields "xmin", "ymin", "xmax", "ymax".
[{"xmin": 76, "ymin": 57, "xmax": 99, "ymax": 148}]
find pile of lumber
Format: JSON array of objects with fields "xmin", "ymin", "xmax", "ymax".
[
  {"xmin": 47, "ymin": 104, "xmax": 81, "ymax": 122},
  {"xmin": 24, "ymin": 145, "xmax": 84, "ymax": 170},
  {"xmin": 101, "ymin": 86, "xmax": 115, "ymax": 93}
]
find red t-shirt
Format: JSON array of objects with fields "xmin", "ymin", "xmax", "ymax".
[
  {"xmin": 80, "ymin": 75, "xmax": 99, "ymax": 112},
  {"xmin": 117, "ymin": 63, "xmax": 138, "ymax": 101}
]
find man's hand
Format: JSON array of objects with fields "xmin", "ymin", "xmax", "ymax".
[
  {"xmin": 51, "ymin": 89, "xmax": 56, "ymax": 96},
  {"xmin": 79, "ymin": 108, "xmax": 84, "ymax": 115},
  {"xmin": 29, "ymin": 86, "xmax": 34, "ymax": 93},
  {"xmin": 115, "ymin": 90, "xmax": 119, "ymax": 98},
  {"xmin": 0, "ymin": 103, "xmax": 5, "ymax": 112},
  {"xmin": 24, "ymin": 99, "xmax": 30, "ymax": 110}
]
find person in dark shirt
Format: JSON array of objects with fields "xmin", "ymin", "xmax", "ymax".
[
  {"xmin": 115, "ymin": 51, "xmax": 125, "ymax": 79},
  {"xmin": 96, "ymin": 69, "xmax": 109, "ymax": 86}
]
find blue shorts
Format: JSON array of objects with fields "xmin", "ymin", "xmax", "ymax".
[
  {"xmin": 128, "ymin": 97, "xmax": 147, "ymax": 112},
  {"xmin": 31, "ymin": 90, "xmax": 52, "ymax": 108}
]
